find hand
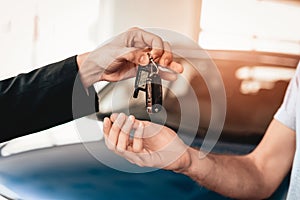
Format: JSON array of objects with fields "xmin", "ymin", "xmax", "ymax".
[
  {"xmin": 78, "ymin": 27, "xmax": 183, "ymax": 88},
  {"xmin": 103, "ymin": 113, "xmax": 191, "ymax": 172}
]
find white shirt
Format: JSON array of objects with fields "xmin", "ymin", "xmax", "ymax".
[{"xmin": 274, "ymin": 62, "xmax": 300, "ymax": 200}]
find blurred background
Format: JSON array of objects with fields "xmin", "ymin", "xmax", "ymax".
[
  {"xmin": 1, "ymin": 0, "xmax": 300, "ymax": 156},
  {"xmin": 1, "ymin": 0, "xmax": 300, "ymax": 199},
  {"xmin": 2, "ymin": 0, "xmax": 300, "ymax": 79}
]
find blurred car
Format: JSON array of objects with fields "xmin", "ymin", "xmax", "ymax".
[{"xmin": 0, "ymin": 50, "xmax": 299, "ymax": 200}]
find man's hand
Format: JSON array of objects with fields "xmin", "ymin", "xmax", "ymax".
[
  {"xmin": 103, "ymin": 113, "xmax": 191, "ymax": 171},
  {"xmin": 77, "ymin": 28, "xmax": 183, "ymax": 88}
]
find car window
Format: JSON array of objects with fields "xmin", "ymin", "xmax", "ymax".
[{"xmin": 199, "ymin": 0, "xmax": 300, "ymax": 54}]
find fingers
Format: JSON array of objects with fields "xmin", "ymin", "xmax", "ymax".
[
  {"xmin": 116, "ymin": 115, "xmax": 135, "ymax": 152},
  {"xmin": 132, "ymin": 122, "xmax": 144, "ymax": 152},
  {"xmin": 158, "ymin": 42, "xmax": 172, "ymax": 67},
  {"xmin": 107, "ymin": 113, "xmax": 126, "ymax": 148},
  {"xmin": 125, "ymin": 28, "xmax": 183, "ymax": 71},
  {"xmin": 123, "ymin": 48, "xmax": 183, "ymax": 76},
  {"xmin": 156, "ymin": 61, "xmax": 184, "ymax": 81},
  {"xmin": 158, "ymin": 68, "xmax": 178, "ymax": 81},
  {"xmin": 105, "ymin": 113, "xmax": 142, "ymax": 152},
  {"xmin": 103, "ymin": 117, "xmax": 112, "ymax": 138},
  {"xmin": 168, "ymin": 61, "xmax": 184, "ymax": 74},
  {"xmin": 103, "ymin": 113, "xmax": 187, "ymax": 169},
  {"xmin": 127, "ymin": 28, "xmax": 164, "ymax": 60},
  {"xmin": 110, "ymin": 113, "xmax": 140, "ymax": 129},
  {"xmin": 110, "ymin": 113, "xmax": 118, "ymax": 122},
  {"xmin": 124, "ymin": 28, "xmax": 163, "ymax": 60},
  {"xmin": 157, "ymin": 42, "xmax": 184, "ymax": 76},
  {"xmin": 123, "ymin": 48, "xmax": 149, "ymax": 66}
]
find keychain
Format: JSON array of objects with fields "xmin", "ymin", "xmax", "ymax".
[{"xmin": 133, "ymin": 53, "xmax": 162, "ymax": 113}]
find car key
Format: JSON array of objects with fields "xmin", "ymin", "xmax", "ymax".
[
  {"xmin": 133, "ymin": 65, "xmax": 151, "ymax": 98},
  {"xmin": 133, "ymin": 54, "xmax": 162, "ymax": 113},
  {"xmin": 146, "ymin": 73, "xmax": 162, "ymax": 113}
]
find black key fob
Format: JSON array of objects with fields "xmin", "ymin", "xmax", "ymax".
[
  {"xmin": 133, "ymin": 64, "xmax": 163, "ymax": 114},
  {"xmin": 146, "ymin": 74, "xmax": 162, "ymax": 113},
  {"xmin": 133, "ymin": 66, "xmax": 150, "ymax": 98}
]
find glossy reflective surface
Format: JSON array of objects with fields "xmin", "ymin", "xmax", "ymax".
[{"xmin": 0, "ymin": 140, "xmax": 288, "ymax": 200}]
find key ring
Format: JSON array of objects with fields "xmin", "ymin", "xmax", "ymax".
[{"xmin": 147, "ymin": 53, "xmax": 159, "ymax": 75}]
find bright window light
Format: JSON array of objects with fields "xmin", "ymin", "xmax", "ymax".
[
  {"xmin": 1, "ymin": 114, "xmax": 103, "ymax": 157},
  {"xmin": 235, "ymin": 66, "xmax": 295, "ymax": 94},
  {"xmin": 199, "ymin": 0, "xmax": 300, "ymax": 54},
  {"xmin": 0, "ymin": 0, "xmax": 103, "ymax": 156},
  {"xmin": 0, "ymin": 0, "xmax": 99, "ymax": 80},
  {"xmin": 0, "ymin": 184, "xmax": 20, "ymax": 200}
]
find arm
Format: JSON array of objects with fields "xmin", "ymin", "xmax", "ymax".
[
  {"xmin": 0, "ymin": 27, "xmax": 183, "ymax": 143},
  {"xmin": 0, "ymin": 55, "xmax": 97, "ymax": 142},
  {"xmin": 182, "ymin": 119, "xmax": 295, "ymax": 199},
  {"xmin": 183, "ymin": 64, "xmax": 299, "ymax": 199},
  {"xmin": 103, "ymin": 115, "xmax": 296, "ymax": 199}
]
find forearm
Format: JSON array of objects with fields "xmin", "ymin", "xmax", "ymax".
[
  {"xmin": 181, "ymin": 147, "xmax": 270, "ymax": 199},
  {"xmin": 0, "ymin": 55, "xmax": 98, "ymax": 142}
]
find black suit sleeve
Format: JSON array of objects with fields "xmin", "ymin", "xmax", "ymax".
[{"xmin": 0, "ymin": 56, "xmax": 98, "ymax": 143}]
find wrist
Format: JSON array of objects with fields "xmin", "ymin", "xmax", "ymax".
[
  {"xmin": 76, "ymin": 52, "xmax": 103, "ymax": 88},
  {"xmin": 76, "ymin": 52, "xmax": 90, "ymax": 69},
  {"xmin": 173, "ymin": 147, "xmax": 193, "ymax": 174},
  {"xmin": 178, "ymin": 147, "xmax": 212, "ymax": 181}
]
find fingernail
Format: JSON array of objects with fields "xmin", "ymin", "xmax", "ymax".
[
  {"xmin": 139, "ymin": 55, "xmax": 146, "ymax": 63},
  {"xmin": 129, "ymin": 115, "xmax": 135, "ymax": 122},
  {"xmin": 116, "ymin": 147, "xmax": 125, "ymax": 153},
  {"xmin": 164, "ymin": 59, "xmax": 169, "ymax": 66},
  {"xmin": 118, "ymin": 113, "xmax": 125, "ymax": 118},
  {"xmin": 139, "ymin": 122, "xmax": 144, "ymax": 128},
  {"xmin": 103, "ymin": 117, "xmax": 108, "ymax": 123},
  {"xmin": 116, "ymin": 113, "xmax": 126, "ymax": 123}
]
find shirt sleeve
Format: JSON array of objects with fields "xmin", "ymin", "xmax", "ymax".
[
  {"xmin": 274, "ymin": 63, "xmax": 299, "ymax": 131},
  {"xmin": 0, "ymin": 56, "xmax": 99, "ymax": 142}
]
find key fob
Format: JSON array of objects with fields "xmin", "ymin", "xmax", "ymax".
[
  {"xmin": 133, "ymin": 65, "xmax": 150, "ymax": 98},
  {"xmin": 133, "ymin": 64, "xmax": 163, "ymax": 114},
  {"xmin": 146, "ymin": 74, "xmax": 162, "ymax": 113}
]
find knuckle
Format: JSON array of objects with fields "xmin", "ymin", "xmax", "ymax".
[
  {"xmin": 111, "ymin": 124, "xmax": 120, "ymax": 132},
  {"xmin": 128, "ymin": 27, "xmax": 140, "ymax": 31},
  {"xmin": 163, "ymin": 41, "xmax": 171, "ymax": 49},
  {"xmin": 116, "ymin": 146, "xmax": 125, "ymax": 153},
  {"xmin": 105, "ymin": 138, "xmax": 116, "ymax": 151},
  {"xmin": 133, "ymin": 146, "xmax": 142, "ymax": 153},
  {"xmin": 132, "ymin": 148, "xmax": 139, "ymax": 153},
  {"xmin": 136, "ymin": 162, "xmax": 144, "ymax": 167},
  {"xmin": 145, "ymin": 161, "xmax": 154, "ymax": 168},
  {"xmin": 106, "ymin": 143, "xmax": 115, "ymax": 151},
  {"xmin": 120, "ymin": 126, "xmax": 130, "ymax": 135}
]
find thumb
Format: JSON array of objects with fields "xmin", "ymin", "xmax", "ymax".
[{"xmin": 121, "ymin": 47, "xmax": 150, "ymax": 66}]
